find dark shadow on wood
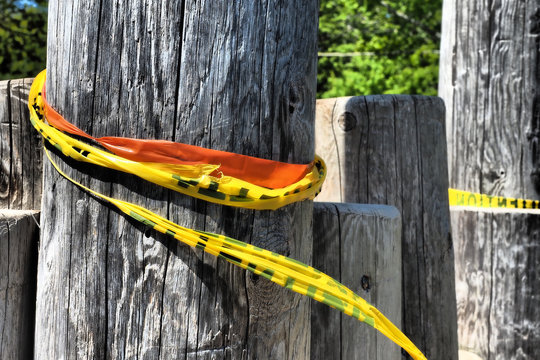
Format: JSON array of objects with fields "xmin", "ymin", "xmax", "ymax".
[{"xmin": 43, "ymin": 141, "xmax": 209, "ymax": 216}]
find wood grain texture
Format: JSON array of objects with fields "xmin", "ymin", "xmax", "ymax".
[
  {"xmin": 311, "ymin": 202, "xmax": 402, "ymax": 360},
  {"xmin": 0, "ymin": 79, "xmax": 43, "ymax": 210},
  {"xmin": 0, "ymin": 210, "xmax": 40, "ymax": 360},
  {"xmin": 439, "ymin": 0, "xmax": 539, "ymax": 197},
  {"xmin": 451, "ymin": 210, "xmax": 540, "ymax": 359},
  {"xmin": 37, "ymin": 1, "xmax": 317, "ymax": 359},
  {"xmin": 315, "ymin": 96, "xmax": 458, "ymax": 359},
  {"xmin": 440, "ymin": 0, "xmax": 540, "ymax": 358}
]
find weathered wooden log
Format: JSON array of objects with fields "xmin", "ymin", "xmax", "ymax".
[
  {"xmin": 439, "ymin": 0, "xmax": 539, "ymax": 196},
  {"xmin": 0, "ymin": 79, "xmax": 42, "ymax": 210},
  {"xmin": 315, "ymin": 95, "xmax": 458, "ymax": 359},
  {"xmin": 439, "ymin": 0, "xmax": 540, "ymax": 358},
  {"xmin": 36, "ymin": 1, "xmax": 318, "ymax": 359},
  {"xmin": 0, "ymin": 210, "xmax": 39, "ymax": 360},
  {"xmin": 311, "ymin": 202, "xmax": 402, "ymax": 360}
]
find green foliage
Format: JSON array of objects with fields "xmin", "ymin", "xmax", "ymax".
[
  {"xmin": 0, "ymin": 0, "xmax": 48, "ymax": 80},
  {"xmin": 0, "ymin": 0, "xmax": 441, "ymax": 95},
  {"xmin": 318, "ymin": 0, "xmax": 442, "ymax": 97}
]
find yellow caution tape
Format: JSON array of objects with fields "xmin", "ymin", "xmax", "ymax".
[
  {"xmin": 29, "ymin": 71, "xmax": 324, "ymax": 211},
  {"xmin": 28, "ymin": 70, "xmax": 427, "ymax": 360},
  {"xmin": 449, "ymin": 188, "xmax": 540, "ymax": 213}
]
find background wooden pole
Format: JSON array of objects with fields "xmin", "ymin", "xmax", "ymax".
[
  {"xmin": 439, "ymin": 0, "xmax": 540, "ymax": 358},
  {"xmin": 311, "ymin": 202, "xmax": 402, "ymax": 360},
  {"xmin": 36, "ymin": 1, "xmax": 318, "ymax": 358},
  {"xmin": 315, "ymin": 95, "xmax": 458, "ymax": 359}
]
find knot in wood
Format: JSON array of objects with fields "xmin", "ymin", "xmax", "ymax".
[
  {"xmin": 361, "ymin": 274, "xmax": 371, "ymax": 292},
  {"xmin": 0, "ymin": 164, "xmax": 8, "ymax": 198},
  {"xmin": 531, "ymin": 8, "xmax": 540, "ymax": 35},
  {"xmin": 75, "ymin": 199, "xmax": 87, "ymax": 215},
  {"xmin": 531, "ymin": 170, "xmax": 540, "ymax": 193},
  {"xmin": 337, "ymin": 112, "xmax": 357, "ymax": 132},
  {"xmin": 287, "ymin": 82, "xmax": 304, "ymax": 115}
]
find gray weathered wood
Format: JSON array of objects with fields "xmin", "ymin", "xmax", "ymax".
[
  {"xmin": 0, "ymin": 79, "xmax": 43, "ymax": 210},
  {"xmin": 36, "ymin": 1, "xmax": 318, "ymax": 359},
  {"xmin": 439, "ymin": 0, "xmax": 539, "ymax": 197},
  {"xmin": 0, "ymin": 210, "xmax": 39, "ymax": 360},
  {"xmin": 315, "ymin": 95, "xmax": 458, "ymax": 359},
  {"xmin": 311, "ymin": 202, "xmax": 402, "ymax": 360},
  {"xmin": 451, "ymin": 210, "xmax": 540, "ymax": 359},
  {"xmin": 440, "ymin": 0, "xmax": 540, "ymax": 358}
]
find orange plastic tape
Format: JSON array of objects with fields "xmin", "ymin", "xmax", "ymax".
[{"xmin": 42, "ymin": 84, "xmax": 311, "ymax": 189}]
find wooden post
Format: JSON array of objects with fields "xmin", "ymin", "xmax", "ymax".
[
  {"xmin": 439, "ymin": 0, "xmax": 540, "ymax": 358},
  {"xmin": 0, "ymin": 79, "xmax": 43, "ymax": 210},
  {"xmin": 311, "ymin": 202, "xmax": 402, "ymax": 360},
  {"xmin": 37, "ymin": 1, "xmax": 317, "ymax": 358},
  {"xmin": 0, "ymin": 210, "xmax": 40, "ymax": 360},
  {"xmin": 0, "ymin": 79, "xmax": 41, "ymax": 359},
  {"xmin": 315, "ymin": 95, "xmax": 458, "ymax": 359}
]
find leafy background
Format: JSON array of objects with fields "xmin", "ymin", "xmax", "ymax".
[
  {"xmin": 0, "ymin": 0, "xmax": 442, "ymax": 96},
  {"xmin": 0, "ymin": 0, "xmax": 47, "ymax": 80},
  {"xmin": 318, "ymin": 0, "xmax": 442, "ymax": 97}
]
